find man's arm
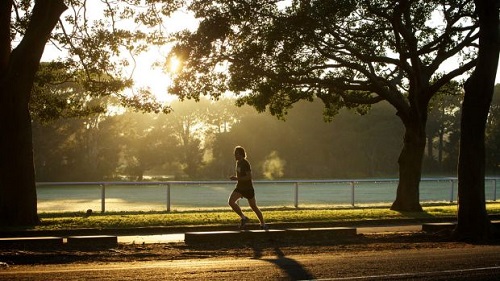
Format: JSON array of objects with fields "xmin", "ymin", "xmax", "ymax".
[{"xmin": 230, "ymin": 171, "xmax": 252, "ymax": 181}]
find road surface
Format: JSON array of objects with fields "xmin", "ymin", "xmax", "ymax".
[{"xmin": 1, "ymin": 244, "xmax": 499, "ymax": 280}]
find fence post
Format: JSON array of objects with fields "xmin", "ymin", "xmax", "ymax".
[
  {"xmin": 294, "ymin": 182, "xmax": 299, "ymax": 208},
  {"xmin": 100, "ymin": 184, "xmax": 106, "ymax": 213},
  {"xmin": 350, "ymin": 181, "xmax": 355, "ymax": 207},
  {"xmin": 450, "ymin": 180, "xmax": 455, "ymax": 203},
  {"xmin": 494, "ymin": 179, "xmax": 497, "ymax": 202},
  {"xmin": 166, "ymin": 183, "xmax": 171, "ymax": 212}
]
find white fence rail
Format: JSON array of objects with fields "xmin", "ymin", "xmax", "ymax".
[{"xmin": 36, "ymin": 177, "xmax": 499, "ymax": 213}]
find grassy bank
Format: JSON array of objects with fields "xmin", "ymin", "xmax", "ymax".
[{"xmin": 29, "ymin": 202, "xmax": 500, "ymax": 231}]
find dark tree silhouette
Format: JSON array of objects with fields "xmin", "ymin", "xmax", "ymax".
[
  {"xmin": 454, "ymin": 0, "xmax": 499, "ymax": 242},
  {"xmin": 0, "ymin": 0, "xmax": 67, "ymax": 226}
]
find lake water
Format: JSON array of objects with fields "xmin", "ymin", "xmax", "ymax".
[{"xmin": 36, "ymin": 178, "xmax": 499, "ymax": 213}]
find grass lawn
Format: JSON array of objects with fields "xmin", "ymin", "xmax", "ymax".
[{"xmin": 28, "ymin": 202, "xmax": 500, "ymax": 231}]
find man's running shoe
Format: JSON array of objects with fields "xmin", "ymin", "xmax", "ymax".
[
  {"xmin": 260, "ymin": 224, "xmax": 269, "ymax": 230},
  {"xmin": 239, "ymin": 216, "xmax": 249, "ymax": 229}
]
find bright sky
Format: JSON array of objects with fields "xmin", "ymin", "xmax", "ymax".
[
  {"xmin": 123, "ymin": 11, "xmax": 198, "ymax": 103},
  {"xmin": 41, "ymin": 8, "xmax": 198, "ymax": 104}
]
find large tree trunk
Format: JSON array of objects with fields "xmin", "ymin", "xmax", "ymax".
[
  {"xmin": 0, "ymin": 1, "xmax": 67, "ymax": 226},
  {"xmin": 0, "ymin": 1, "xmax": 10, "ymax": 74},
  {"xmin": 391, "ymin": 115, "xmax": 425, "ymax": 212},
  {"xmin": 454, "ymin": 0, "xmax": 499, "ymax": 242}
]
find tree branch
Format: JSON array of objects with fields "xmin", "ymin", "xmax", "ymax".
[{"xmin": 7, "ymin": 0, "xmax": 67, "ymax": 104}]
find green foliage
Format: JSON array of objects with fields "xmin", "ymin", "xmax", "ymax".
[
  {"xmin": 32, "ymin": 89, "xmax": 500, "ymax": 181},
  {"xmin": 32, "ymin": 99, "xmax": 398, "ymax": 180},
  {"xmin": 32, "ymin": 115, "xmax": 123, "ymax": 181},
  {"xmin": 31, "ymin": 62, "xmax": 115, "ymax": 122}
]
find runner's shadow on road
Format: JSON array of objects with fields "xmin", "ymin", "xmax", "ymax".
[{"xmin": 252, "ymin": 245, "xmax": 315, "ymax": 280}]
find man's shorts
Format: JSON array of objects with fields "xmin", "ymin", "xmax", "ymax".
[{"xmin": 233, "ymin": 187, "xmax": 255, "ymax": 200}]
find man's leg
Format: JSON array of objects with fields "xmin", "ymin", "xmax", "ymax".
[
  {"xmin": 228, "ymin": 191, "xmax": 245, "ymax": 218},
  {"xmin": 248, "ymin": 197, "xmax": 265, "ymax": 225}
]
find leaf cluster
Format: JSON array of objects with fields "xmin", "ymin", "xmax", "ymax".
[{"xmin": 167, "ymin": 0, "xmax": 479, "ymax": 120}]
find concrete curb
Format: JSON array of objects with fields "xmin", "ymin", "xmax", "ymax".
[
  {"xmin": 1, "ymin": 216, "xmax": 483, "ymax": 238},
  {"xmin": 0, "ymin": 235, "xmax": 117, "ymax": 249},
  {"xmin": 422, "ymin": 222, "xmax": 457, "ymax": 232},
  {"xmin": 67, "ymin": 235, "xmax": 118, "ymax": 248},
  {"xmin": 422, "ymin": 220, "xmax": 500, "ymax": 233},
  {"xmin": 185, "ymin": 227, "xmax": 357, "ymax": 244},
  {"xmin": 0, "ymin": 237, "xmax": 63, "ymax": 249},
  {"xmin": 0, "ymin": 217, "xmax": 498, "ymax": 248}
]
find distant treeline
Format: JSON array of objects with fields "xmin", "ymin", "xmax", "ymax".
[{"xmin": 33, "ymin": 86, "xmax": 500, "ymax": 181}]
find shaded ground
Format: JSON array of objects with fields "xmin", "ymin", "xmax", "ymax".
[
  {"xmin": 3, "ymin": 217, "xmax": 500, "ymax": 267},
  {"xmin": 0, "ymin": 230, "xmax": 481, "ymax": 266}
]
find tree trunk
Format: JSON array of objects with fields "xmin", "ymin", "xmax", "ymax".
[
  {"xmin": 438, "ymin": 129, "xmax": 444, "ymax": 165},
  {"xmin": 0, "ymin": 1, "xmax": 67, "ymax": 226},
  {"xmin": 391, "ymin": 116, "xmax": 425, "ymax": 212},
  {"xmin": 454, "ymin": 0, "xmax": 498, "ymax": 241},
  {"xmin": 426, "ymin": 134, "xmax": 433, "ymax": 160},
  {"xmin": 0, "ymin": 1, "xmax": 11, "ymax": 74}
]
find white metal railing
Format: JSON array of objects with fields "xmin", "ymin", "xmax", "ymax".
[{"xmin": 35, "ymin": 177, "xmax": 499, "ymax": 213}]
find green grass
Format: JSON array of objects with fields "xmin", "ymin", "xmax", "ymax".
[{"xmin": 28, "ymin": 202, "xmax": 500, "ymax": 231}]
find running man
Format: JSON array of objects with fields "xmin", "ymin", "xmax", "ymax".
[{"xmin": 228, "ymin": 146, "xmax": 268, "ymax": 230}]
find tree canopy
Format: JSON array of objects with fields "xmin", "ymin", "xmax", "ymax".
[
  {"xmin": 169, "ymin": 0, "xmax": 477, "ymax": 114},
  {"xmin": 0, "ymin": 0, "xmax": 180, "ymax": 226},
  {"xmin": 167, "ymin": 0, "xmax": 480, "ymax": 211}
]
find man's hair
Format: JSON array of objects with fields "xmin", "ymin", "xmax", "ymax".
[{"xmin": 234, "ymin": 146, "xmax": 246, "ymax": 158}]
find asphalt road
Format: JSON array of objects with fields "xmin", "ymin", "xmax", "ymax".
[{"xmin": 1, "ymin": 244, "xmax": 499, "ymax": 280}]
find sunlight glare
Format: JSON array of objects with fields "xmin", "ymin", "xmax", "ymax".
[
  {"xmin": 132, "ymin": 49, "xmax": 177, "ymax": 104},
  {"xmin": 168, "ymin": 56, "xmax": 181, "ymax": 73}
]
